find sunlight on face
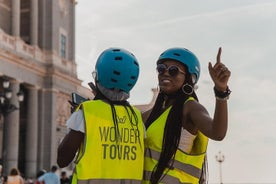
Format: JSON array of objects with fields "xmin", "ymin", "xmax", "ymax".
[{"xmin": 157, "ymin": 60, "xmax": 187, "ymax": 94}]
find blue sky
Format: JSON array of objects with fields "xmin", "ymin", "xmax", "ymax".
[{"xmin": 75, "ymin": 0, "xmax": 276, "ymax": 183}]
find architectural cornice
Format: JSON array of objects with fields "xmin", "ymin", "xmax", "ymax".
[{"xmin": 0, "ymin": 29, "xmax": 82, "ymax": 87}]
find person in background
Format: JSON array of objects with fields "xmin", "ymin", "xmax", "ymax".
[
  {"xmin": 35, "ymin": 169, "xmax": 46, "ymax": 184},
  {"xmin": 59, "ymin": 171, "xmax": 70, "ymax": 184},
  {"xmin": 7, "ymin": 168, "xmax": 24, "ymax": 184},
  {"xmin": 57, "ymin": 48, "xmax": 145, "ymax": 183},
  {"xmin": 38, "ymin": 165, "xmax": 60, "ymax": 184},
  {"xmin": 142, "ymin": 47, "xmax": 231, "ymax": 184},
  {"xmin": 0, "ymin": 165, "xmax": 4, "ymax": 184}
]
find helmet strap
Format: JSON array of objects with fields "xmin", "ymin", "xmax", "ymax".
[{"xmin": 97, "ymin": 84, "xmax": 129, "ymax": 102}]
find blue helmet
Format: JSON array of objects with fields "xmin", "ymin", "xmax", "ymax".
[
  {"xmin": 95, "ymin": 48, "xmax": 139, "ymax": 93},
  {"xmin": 157, "ymin": 48, "xmax": 200, "ymax": 84}
]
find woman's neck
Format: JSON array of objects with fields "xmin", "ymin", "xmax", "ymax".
[{"xmin": 162, "ymin": 95, "xmax": 175, "ymax": 110}]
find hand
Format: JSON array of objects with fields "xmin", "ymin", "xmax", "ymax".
[
  {"xmin": 208, "ymin": 47, "xmax": 231, "ymax": 91},
  {"xmin": 68, "ymin": 100, "xmax": 78, "ymax": 113}
]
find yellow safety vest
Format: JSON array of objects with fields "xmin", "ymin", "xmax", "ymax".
[
  {"xmin": 143, "ymin": 98, "xmax": 208, "ymax": 184},
  {"xmin": 72, "ymin": 100, "xmax": 144, "ymax": 184}
]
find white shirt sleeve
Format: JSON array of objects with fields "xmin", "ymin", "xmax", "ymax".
[{"xmin": 66, "ymin": 110, "xmax": 85, "ymax": 133}]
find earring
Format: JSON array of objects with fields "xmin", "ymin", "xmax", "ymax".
[{"xmin": 182, "ymin": 83, "xmax": 194, "ymax": 95}]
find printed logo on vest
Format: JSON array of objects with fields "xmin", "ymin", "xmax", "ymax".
[
  {"xmin": 99, "ymin": 126, "xmax": 140, "ymax": 160},
  {"xmin": 117, "ymin": 116, "xmax": 126, "ymax": 124}
]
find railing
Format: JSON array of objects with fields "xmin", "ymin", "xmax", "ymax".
[
  {"xmin": 0, "ymin": 28, "xmax": 77, "ymax": 75},
  {"xmin": 0, "ymin": 28, "xmax": 43, "ymax": 60}
]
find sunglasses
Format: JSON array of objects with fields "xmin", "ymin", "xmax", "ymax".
[{"xmin": 156, "ymin": 64, "xmax": 186, "ymax": 76}]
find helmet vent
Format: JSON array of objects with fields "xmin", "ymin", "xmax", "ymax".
[
  {"xmin": 111, "ymin": 78, "xmax": 117, "ymax": 83},
  {"xmin": 96, "ymin": 48, "xmax": 139, "ymax": 93},
  {"xmin": 115, "ymin": 56, "xmax": 122, "ymax": 60},
  {"xmin": 133, "ymin": 60, "xmax": 139, "ymax": 66},
  {"xmin": 113, "ymin": 70, "xmax": 120, "ymax": 75},
  {"xmin": 173, "ymin": 53, "xmax": 181, "ymax": 56}
]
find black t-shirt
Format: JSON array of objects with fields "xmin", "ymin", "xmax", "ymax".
[{"xmin": 60, "ymin": 178, "xmax": 70, "ymax": 184}]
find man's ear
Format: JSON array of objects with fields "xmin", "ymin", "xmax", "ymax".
[{"xmin": 191, "ymin": 74, "xmax": 197, "ymax": 85}]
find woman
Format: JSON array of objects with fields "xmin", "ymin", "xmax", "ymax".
[
  {"xmin": 142, "ymin": 47, "xmax": 231, "ymax": 184},
  {"xmin": 7, "ymin": 168, "xmax": 24, "ymax": 184},
  {"xmin": 57, "ymin": 48, "xmax": 144, "ymax": 184}
]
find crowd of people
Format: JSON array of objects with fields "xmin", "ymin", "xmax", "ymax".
[{"xmin": 0, "ymin": 165, "xmax": 70, "ymax": 184}]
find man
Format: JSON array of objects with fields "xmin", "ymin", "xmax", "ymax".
[
  {"xmin": 57, "ymin": 48, "xmax": 145, "ymax": 184},
  {"xmin": 60, "ymin": 171, "xmax": 70, "ymax": 184},
  {"xmin": 38, "ymin": 165, "xmax": 60, "ymax": 184}
]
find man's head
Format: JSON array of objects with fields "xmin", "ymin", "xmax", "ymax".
[
  {"xmin": 51, "ymin": 165, "xmax": 58, "ymax": 172},
  {"xmin": 94, "ymin": 48, "xmax": 139, "ymax": 94}
]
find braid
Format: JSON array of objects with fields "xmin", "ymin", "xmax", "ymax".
[
  {"xmin": 95, "ymin": 90, "xmax": 141, "ymax": 144},
  {"xmin": 123, "ymin": 103, "xmax": 142, "ymax": 147},
  {"xmin": 150, "ymin": 93, "xmax": 187, "ymax": 184},
  {"xmin": 143, "ymin": 59, "xmax": 202, "ymax": 183},
  {"xmin": 147, "ymin": 74, "xmax": 199, "ymax": 183},
  {"xmin": 145, "ymin": 93, "xmax": 165, "ymax": 128}
]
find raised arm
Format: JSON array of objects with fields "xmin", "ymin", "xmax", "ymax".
[{"xmin": 185, "ymin": 47, "xmax": 231, "ymax": 141}]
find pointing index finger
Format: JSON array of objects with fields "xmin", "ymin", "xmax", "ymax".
[{"xmin": 216, "ymin": 47, "xmax": 222, "ymax": 64}]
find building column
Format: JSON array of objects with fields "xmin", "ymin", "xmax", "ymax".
[
  {"xmin": 37, "ymin": 89, "xmax": 58, "ymax": 170},
  {"xmin": 11, "ymin": 0, "xmax": 20, "ymax": 37},
  {"xmin": 2, "ymin": 81, "xmax": 20, "ymax": 175},
  {"xmin": 30, "ymin": 0, "xmax": 38, "ymax": 45},
  {"xmin": 25, "ymin": 86, "xmax": 39, "ymax": 178}
]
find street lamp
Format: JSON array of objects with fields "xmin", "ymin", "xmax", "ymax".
[
  {"xmin": 0, "ymin": 77, "xmax": 24, "ymax": 174},
  {"xmin": 0, "ymin": 77, "xmax": 24, "ymax": 116},
  {"xmin": 215, "ymin": 151, "xmax": 225, "ymax": 184}
]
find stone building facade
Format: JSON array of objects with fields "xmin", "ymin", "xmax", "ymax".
[
  {"xmin": 0, "ymin": 0, "xmax": 95, "ymax": 178},
  {"xmin": 0, "ymin": 0, "xmax": 157, "ymax": 179}
]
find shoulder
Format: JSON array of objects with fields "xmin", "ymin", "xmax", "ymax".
[
  {"xmin": 182, "ymin": 98, "xmax": 208, "ymax": 132},
  {"xmin": 79, "ymin": 100, "xmax": 101, "ymax": 110},
  {"xmin": 142, "ymin": 108, "xmax": 153, "ymax": 123},
  {"xmin": 38, "ymin": 173, "xmax": 46, "ymax": 181},
  {"xmin": 54, "ymin": 173, "xmax": 59, "ymax": 179},
  {"xmin": 183, "ymin": 98, "xmax": 207, "ymax": 115},
  {"xmin": 129, "ymin": 105, "xmax": 142, "ymax": 114},
  {"xmin": 66, "ymin": 110, "xmax": 85, "ymax": 132},
  {"xmin": 19, "ymin": 176, "xmax": 24, "ymax": 183}
]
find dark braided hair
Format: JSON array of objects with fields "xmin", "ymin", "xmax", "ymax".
[
  {"xmin": 145, "ymin": 72, "xmax": 198, "ymax": 184},
  {"xmin": 94, "ymin": 88, "xmax": 141, "ymax": 144}
]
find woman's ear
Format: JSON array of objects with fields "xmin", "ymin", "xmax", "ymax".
[{"xmin": 184, "ymin": 73, "xmax": 196, "ymax": 86}]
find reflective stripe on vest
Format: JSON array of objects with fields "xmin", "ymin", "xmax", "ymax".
[
  {"xmin": 143, "ymin": 97, "xmax": 208, "ymax": 184},
  {"xmin": 145, "ymin": 148, "xmax": 202, "ymax": 179},
  {"xmin": 72, "ymin": 100, "xmax": 144, "ymax": 184},
  {"xmin": 72, "ymin": 177, "xmax": 142, "ymax": 184},
  {"xmin": 143, "ymin": 171, "xmax": 186, "ymax": 184}
]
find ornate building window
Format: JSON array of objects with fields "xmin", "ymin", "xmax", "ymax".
[
  {"xmin": 60, "ymin": 33, "xmax": 66, "ymax": 58},
  {"xmin": 60, "ymin": 28, "xmax": 67, "ymax": 59}
]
